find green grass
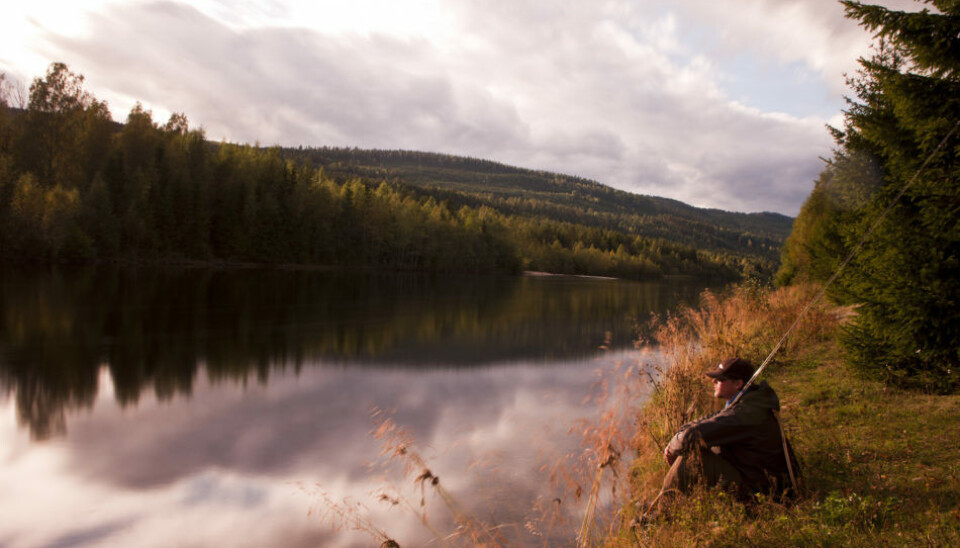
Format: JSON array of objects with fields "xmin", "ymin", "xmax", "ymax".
[{"xmin": 618, "ymin": 286, "xmax": 960, "ymax": 547}]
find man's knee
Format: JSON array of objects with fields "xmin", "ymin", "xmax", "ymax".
[
  {"xmin": 662, "ymin": 449, "xmax": 740, "ymax": 494},
  {"xmin": 661, "ymin": 451, "xmax": 703, "ymax": 493}
]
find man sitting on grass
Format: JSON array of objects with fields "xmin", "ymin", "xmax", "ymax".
[{"xmin": 658, "ymin": 357, "xmax": 800, "ymax": 505}]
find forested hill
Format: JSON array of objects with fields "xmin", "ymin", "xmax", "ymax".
[
  {"xmin": 2, "ymin": 63, "xmax": 791, "ymax": 280},
  {"xmin": 282, "ymin": 147, "xmax": 793, "ymax": 260}
]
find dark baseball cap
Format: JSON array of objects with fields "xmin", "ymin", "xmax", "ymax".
[{"xmin": 705, "ymin": 357, "xmax": 755, "ymax": 382}]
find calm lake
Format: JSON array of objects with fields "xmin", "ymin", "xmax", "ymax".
[{"xmin": 0, "ymin": 266, "xmax": 714, "ymax": 547}]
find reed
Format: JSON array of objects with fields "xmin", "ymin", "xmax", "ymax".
[
  {"xmin": 308, "ymin": 352, "xmax": 653, "ymax": 547},
  {"xmin": 632, "ymin": 282, "xmax": 839, "ymax": 467},
  {"xmin": 620, "ymin": 282, "xmax": 960, "ymax": 546},
  {"xmin": 307, "ymin": 282, "xmax": 960, "ymax": 546},
  {"xmin": 303, "ymin": 488, "xmax": 402, "ymax": 548},
  {"xmin": 571, "ymin": 358, "xmax": 648, "ymax": 547},
  {"xmin": 371, "ymin": 407, "xmax": 509, "ymax": 547},
  {"xmin": 623, "ymin": 282, "xmax": 840, "ymax": 544}
]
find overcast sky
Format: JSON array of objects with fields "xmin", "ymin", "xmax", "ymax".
[{"xmin": 0, "ymin": 1, "xmax": 915, "ymax": 215}]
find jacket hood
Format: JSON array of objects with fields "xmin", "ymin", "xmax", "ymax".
[{"xmin": 738, "ymin": 380, "xmax": 780, "ymax": 411}]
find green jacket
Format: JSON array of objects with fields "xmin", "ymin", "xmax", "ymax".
[{"xmin": 666, "ymin": 380, "xmax": 799, "ymax": 497}]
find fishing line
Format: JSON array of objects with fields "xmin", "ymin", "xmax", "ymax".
[{"xmin": 731, "ymin": 117, "xmax": 960, "ymax": 405}]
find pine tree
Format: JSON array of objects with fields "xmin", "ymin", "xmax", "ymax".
[{"xmin": 829, "ymin": 1, "xmax": 960, "ymax": 391}]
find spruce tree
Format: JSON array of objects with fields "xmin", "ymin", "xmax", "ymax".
[{"xmin": 828, "ymin": 1, "xmax": 960, "ymax": 391}]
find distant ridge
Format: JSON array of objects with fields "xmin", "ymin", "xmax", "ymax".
[
  {"xmin": 281, "ymin": 147, "xmax": 793, "ymax": 261},
  {"xmin": 1, "ymin": 63, "xmax": 785, "ymax": 280}
]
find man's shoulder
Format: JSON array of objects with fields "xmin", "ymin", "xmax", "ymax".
[{"xmin": 737, "ymin": 381, "xmax": 780, "ymax": 412}]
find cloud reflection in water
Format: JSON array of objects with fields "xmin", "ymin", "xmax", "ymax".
[{"xmin": 1, "ymin": 348, "xmax": 651, "ymax": 547}]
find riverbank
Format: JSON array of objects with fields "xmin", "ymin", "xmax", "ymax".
[{"xmin": 617, "ymin": 284, "xmax": 960, "ymax": 546}]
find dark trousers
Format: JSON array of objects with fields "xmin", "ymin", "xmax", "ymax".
[{"xmin": 661, "ymin": 448, "xmax": 742, "ymax": 497}]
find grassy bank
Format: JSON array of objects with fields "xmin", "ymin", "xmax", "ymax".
[{"xmin": 618, "ymin": 284, "xmax": 960, "ymax": 546}]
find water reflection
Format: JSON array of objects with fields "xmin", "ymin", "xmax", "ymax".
[
  {"xmin": 2, "ymin": 351, "xmax": 644, "ymax": 547},
  {"xmin": 0, "ymin": 266, "xmax": 704, "ymax": 440},
  {"xmin": 0, "ymin": 266, "xmax": 712, "ymax": 547}
]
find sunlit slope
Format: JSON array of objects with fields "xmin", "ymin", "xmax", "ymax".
[{"xmin": 285, "ymin": 147, "xmax": 793, "ymax": 261}]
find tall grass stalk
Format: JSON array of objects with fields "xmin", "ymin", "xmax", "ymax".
[
  {"xmin": 563, "ymin": 348, "xmax": 657, "ymax": 547},
  {"xmin": 303, "ymin": 488, "xmax": 402, "ymax": 547},
  {"xmin": 619, "ymin": 282, "xmax": 960, "ymax": 547},
  {"xmin": 304, "ymin": 283, "xmax": 960, "ymax": 546},
  {"xmin": 574, "ymin": 372, "xmax": 626, "ymax": 548},
  {"xmin": 318, "ymin": 353, "xmax": 654, "ymax": 547},
  {"xmin": 632, "ymin": 283, "xmax": 839, "ymax": 469},
  {"xmin": 371, "ymin": 407, "xmax": 506, "ymax": 547}
]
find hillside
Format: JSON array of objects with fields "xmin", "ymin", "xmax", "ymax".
[
  {"xmin": 2, "ymin": 63, "xmax": 792, "ymax": 279},
  {"xmin": 619, "ymin": 284, "xmax": 960, "ymax": 546},
  {"xmin": 283, "ymin": 147, "xmax": 794, "ymax": 261}
]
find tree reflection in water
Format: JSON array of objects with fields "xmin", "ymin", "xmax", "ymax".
[
  {"xmin": 0, "ymin": 265, "xmax": 716, "ymax": 546},
  {"xmin": 0, "ymin": 265, "xmax": 707, "ymax": 440}
]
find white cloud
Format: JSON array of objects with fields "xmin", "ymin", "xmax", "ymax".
[
  {"xmin": 671, "ymin": 0, "xmax": 866, "ymax": 85},
  {"xmin": 2, "ymin": 0, "xmax": 894, "ymax": 214}
]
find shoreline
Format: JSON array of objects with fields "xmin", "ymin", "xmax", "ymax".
[{"xmin": 615, "ymin": 283, "xmax": 960, "ymax": 545}]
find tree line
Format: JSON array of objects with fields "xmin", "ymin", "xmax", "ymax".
[
  {"xmin": 0, "ymin": 63, "xmax": 747, "ymax": 280},
  {"xmin": 778, "ymin": 0, "xmax": 959, "ymax": 392},
  {"xmin": 0, "ymin": 65, "xmax": 520, "ymax": 273},
  {"xmin": 287, "ymin": 146, "xmax": 793, "ymax": 262}
]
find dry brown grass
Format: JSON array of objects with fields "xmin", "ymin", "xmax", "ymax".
[
  {"xmin": 571, "ymin": 358, "xmax": 650, "ymax": 547},
  {"xmin": 307, "ymin": 283, "xmax": 857, "ymax": 547},
  {"xmin": 629, "ymin": 283, "xmax": 841, "ymax": 509},
  {"xmin": 370, "ymin": 408, "xmax": 508, "ymax": 548},
  {"xmin": 527, "ymin": 346, "xmax": 655, "ymax": 547},
  {"xmin": 303, "ymin": 487, "xmax": 403, "ymax": 548},
  {"xmin": 308, "ymin": 354, "xmax": 656, "ymax": 547},
  {"xmin": 305, "ymin": 407, "xmax": 508, "ymax": 547},
  {"xmin": 614, "ymin": 283, "xmax": 960, "ymax": 547}
]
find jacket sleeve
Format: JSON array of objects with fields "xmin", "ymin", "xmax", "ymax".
[
  {"xmin": 665, "ymin": 423, "xmax": 693, "ymax": 456},
  {"xmin": 687, "ymin": 400, "xmax": 770, "ymax": 448},
  {"xmin": 667, "ymin": 400, "xmax": 769, "ymax": 454},
  {"xmin": 665, "ymin": 408, "xmax": 719, "ymax": 455}
]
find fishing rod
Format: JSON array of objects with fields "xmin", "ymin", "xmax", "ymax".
[
  {"xmin": 688, "ymin": 118, "xmax": 960, "ymax": 499},
  {"xmin": 730, "ymin": 117, "xmax": 960, "ymax": 407}
]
